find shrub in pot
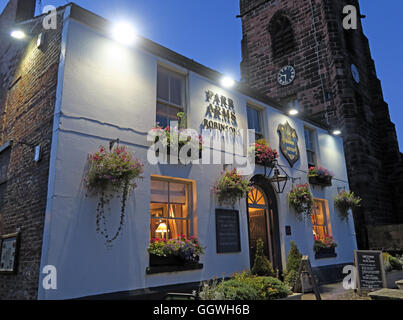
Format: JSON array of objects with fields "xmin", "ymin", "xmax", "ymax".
[{"xmin": 251, "ymin": 239, "xmax": 275, "ymax": 277}]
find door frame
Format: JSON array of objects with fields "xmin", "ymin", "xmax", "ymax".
[{"xmin": 246, "ymin": 175, "xmax": 283, "ymax": 273}]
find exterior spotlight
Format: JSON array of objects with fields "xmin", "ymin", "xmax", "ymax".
[
  {"xmin": 221, "ymin": 76, "xmax": 235, "ymax": 88},
  {"xmin": 289, "ymin": 109, "xmax": 299, "ymax": 116},
  {"xmin": 111, "ymin": 22, "xmax": 137, "ymax": 46},
  {"xmin": 10, "ymin": 30, "xmax": 26, "ymax": 39},
  {"xmin": 333, "ymin": 130, "xmax": 342, "ymax": 136}
]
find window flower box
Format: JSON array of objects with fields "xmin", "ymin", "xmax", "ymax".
[
  {"xmin": 251, "ymin": 140, "xmax": 279, "ymax": 168},
  {"xmin": 314, "ymin": 235, "xmax": 338, "ymax": 259},
  {"xmin": 308, "ymin": 167, "xmax": 333, "ymax": 187}
]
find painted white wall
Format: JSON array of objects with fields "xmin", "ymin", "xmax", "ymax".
[{"xmin": 38, "ymin": 16, "xmax": 357, "ymax": 300}]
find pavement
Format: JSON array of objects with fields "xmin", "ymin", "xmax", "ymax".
[{"xmin": 301, "ymin": 282, "xmax": 371, "ymax": 300}]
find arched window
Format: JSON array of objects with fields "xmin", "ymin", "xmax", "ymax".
[{"xmin": 269, "ymin": 14, "xmax": 295, "ymax": 59}]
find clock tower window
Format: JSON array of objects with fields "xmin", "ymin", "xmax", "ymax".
[{"xmin": 268, "ymin": 14, "xmax": 295, "ymax": 59}]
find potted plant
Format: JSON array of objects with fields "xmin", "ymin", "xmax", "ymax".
[
  {"xmin": 334, "ymin": 190, "xmax": 362, "ymax": 221},
  {"xmin": 313, "ymin": 235, "xmax": 338, "ymax": 259},
  {"xmin": 288, "ymin": 184, "xmax": 314, "ymax": 222},
  {"xmin": 383, "ymin": 252, "xmax": 403, "ymax": 288},
  {"xmin": 212, "ymin": 168, "xmax": 252, "ymax": 207},
  {"xmin": 147, "ymin": 235, "xmax": 205, "ymax": 267},
  {"xmin": 252, "ymin": 139, "xmax": 279, "ymax": 168},
  {"xmin": 84, "ymin": 145, "xmax": 144, "ymax": 246},
  {"xmin": 308, "ymin": 166, "xmax": 333, "ymax": 187}
]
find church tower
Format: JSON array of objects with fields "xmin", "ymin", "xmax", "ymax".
[{"xmin": 239, "ymin": 0, "xmax": 403, "ymax": 249}]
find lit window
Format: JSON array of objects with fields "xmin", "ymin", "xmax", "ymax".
[
  {"xmin": 311, "ymin": 199, "xmax": 332, "ymax": 241},
  {"xmin": 304, "ymin": 127, "xmax": 317, "ymax": 168},
  {"xmin": 150, "ymin": 178, "xmax": 191, "ymax": 240},
  {"xmin": 247, "ymin": 106, "xmax": 264, "ymax": 140},
  {"xmin": 156, "ymin": 67, "xmax": 186, "ymax": 128}
]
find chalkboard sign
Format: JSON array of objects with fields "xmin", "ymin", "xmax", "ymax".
[
  {"xmin": 354, "ymin": 250, "xmax": 386, "ymax": 292},
  {"xmin": 215, "ymin": 209, "xmax": 241, "ymax": 253}
]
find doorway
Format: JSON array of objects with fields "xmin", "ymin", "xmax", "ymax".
[{"xmin": 247, "ymin": 175, "xmax": 282, "ymax": 274}]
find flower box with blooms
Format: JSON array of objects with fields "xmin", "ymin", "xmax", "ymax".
[
  {"xmin": 147, "ymin": 235, "xmax": 205, "ymax": 266},
  {"xmin": 314, "ymin": 235, "xmax": 338, "ymax": 259},
  {"xmin": 308, "ymin": 166, "xmax": 333, "ymax": 187},
  {"xmin": 334, "ymin": 190, "xmax": 361, "ymax": 221},
  {"xmin": 212, "ymin": 169, "xmax": 252, "ymax": 207},
  {"xmin": 288, "ymin": 184, "xmax": 314, "ymax": 221},
  {"xmin": 252, "ymin": 139, "xmax": 279, "ymax": 168},
  {"xmin": 152, "ymin": 124, "xmax": 203, "ymax": 160},
  {"xmin": 84, "ymin": 145, "xmax": 144, "ymax": 246}
]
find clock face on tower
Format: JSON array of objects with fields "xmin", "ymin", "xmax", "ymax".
[{"xmin": 277, "ymin": 65, "xmax": 296, "ymax": 86}]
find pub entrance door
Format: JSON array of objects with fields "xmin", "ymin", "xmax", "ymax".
[{"xmin": 247, "ymin": 176, "xmax": 282, "ymax": 273}]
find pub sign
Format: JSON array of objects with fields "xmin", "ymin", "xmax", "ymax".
[{"xmin": 277, "ymin": 121, "xmax": 300, "ymax": 168}]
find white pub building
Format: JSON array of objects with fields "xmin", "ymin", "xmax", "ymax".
[{"xmin": 31, "ymin": 4, "xmax": 357, "ymax": 299}]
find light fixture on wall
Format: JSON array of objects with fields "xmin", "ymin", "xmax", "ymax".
[
  {"xmin": 10, "ymin": 29, "xmax": 26, "ymax": 39},
  {"xmin": 111, "ymin": 22, "xmax": 137, "ymax": 46},
  {"xmin": 332, "ymin": 129, "xmax": 342, "ymax": 136},
  {"xmin": 18, "ymin": 141, "xmax": 42, "ymax": 162},
  {"xmin": 267, "ymin": 160, "xmax": 289, "ymax": 194},
  {"xmin": 289, "ymin": 109, "xmax": 299, "ymax": 116},
  {"xmin": 220, "ymin": 76, "xmax": 235, "ymax": 88}
]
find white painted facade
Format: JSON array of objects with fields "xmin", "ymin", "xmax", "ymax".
[{"xmin": 38, "ymin": 9, "xmax": 357, "ymax": 300}]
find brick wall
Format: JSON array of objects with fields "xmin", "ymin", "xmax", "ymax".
[
  {"xmin": 240, "ymin": 0, "xmax": 403, "ymax": 248},
  {"xmin": 0, "ymin": 11, "xmax": 63, "ymax": 299}
]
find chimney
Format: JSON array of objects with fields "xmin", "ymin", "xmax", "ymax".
[{"xmin": 15, "ymin": 0, "xmax": 36, "ymax": 23}]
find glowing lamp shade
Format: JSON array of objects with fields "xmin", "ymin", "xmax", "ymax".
[
  {"xmin": 111, "ymin": 22, "xmax": 137, "ymax": 46},
  {"xmin": 221, "ymin": 76, "xmax": 235, "ymax": 88},
  {"xmin": 10, "ymin": 30, "xmax": 26, "ymax": 39},
  {"xmin": 155, "ymin": 222, "xmax": 168, "ymax": 237}
]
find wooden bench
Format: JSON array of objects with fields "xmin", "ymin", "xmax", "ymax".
[{"xmin": 368, "ymin": 288, "xmax": 403, "ymax": 300}]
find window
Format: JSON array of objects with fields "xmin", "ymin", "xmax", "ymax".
[
  {"xmin": 247, "ymin": 106, "xmax": 264, "ymax": 140},
  {"xmin": 156, "ymin": 67, "xmax": 186, "ymax": 128},
  {"xmin": 304, "ymin": 127, "xmax": 317, "ymax": 168},
  {"xmin": 150, "ymin": 178, "xmax": 192, "ymax": 240},
  {"xmin": 268, "ymin": 14, "xmax": 295, "ymax": 59},
  {"xmin": 311, "ymin": 199, "xmax": 332, "ymax": 241}
]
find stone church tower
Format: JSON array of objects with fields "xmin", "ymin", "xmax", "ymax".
[{"xmin": 239, "ymin": 0, "xmax": 403, "ymax": 249}]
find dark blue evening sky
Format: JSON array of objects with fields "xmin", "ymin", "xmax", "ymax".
[{"xmin": 2, "ymin": 1, "xmax": 402, "ymax": 151}]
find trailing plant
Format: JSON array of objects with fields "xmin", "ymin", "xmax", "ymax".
[
  {"xmin": 148, "ymin": 235, "xmax": 205, "ymax": 264},
  {"xmin": 334, "ymin": 190, "xmax": 362, "ymax": 221},
  {"xmin": 212, "ymin": 168, "xmax": 252, "ymax": 206},
  {"xmin": 251, "ymin": 238, "xmax": 275, "ymax": 277},
  {"xmin": 313, "ymin": 235, "xmax": 338, "ymax": 253},
  {"xmin": 85, "ymin": 145, "xmax": 144, "ymax": 247},
  {"xmin": 252, "ymin": 139, "xmax": 279, "ymax": 167},
  {"xmin": 288, "ymin": 184, "xmax": 314, "ymax": 221}
]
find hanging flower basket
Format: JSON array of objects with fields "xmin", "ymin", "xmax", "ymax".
[
  {"xmin": 84, "ymin": 145, "xmax": 144, "ymax": 247},
  {"xmin": 334, "ymin": 190, "xmax": 362, "ymax": 221},
  {"xmin": 212, "ymin": 169, "xmax": 252, "ymax": 207},
  {"xmin": 252, "ymin": 139, "xmax": 279, "ymax": 168},
  {"xmin": 152, "ymin": 124, "xmax": 203, "ymax": 161},
  {"xmin": 288, "ymin": 184, "xmax": 314, "ymax": 221},
  {"xmin": 308, "ymin": 167, "xmax": 333, "ymax": 187}
]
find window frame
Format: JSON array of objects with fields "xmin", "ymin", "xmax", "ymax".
[
  {"xmin": 150, "ymin": 176, "xmax": 194, "ymax": 239},
  {"xmin": 246, "ymin": 104, "xmax": 264, "ymax": 141},
  {"xmin": 304, "ymin": 126, "xmax": 317, "ymax": 168},
  {"xmin": 156, "ymin": 65, "xmax": 187, "ymax": 128},
  {"xmin": 311, "ymin": 198, "xmax": 332, "ymax": 241}
]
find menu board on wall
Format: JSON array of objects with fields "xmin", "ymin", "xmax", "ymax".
[
  {"xmin": 354, "ymin": 250, "xmax": 386, "ymax": 291},
  {"xmin": 215, "ymin": 209, "xmax": 241, "ymax": 254}
]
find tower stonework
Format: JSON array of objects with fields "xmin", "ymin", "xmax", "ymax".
[{"xmin": 239, "ymin": 0, "xmax": 403, "ymax": 249}]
